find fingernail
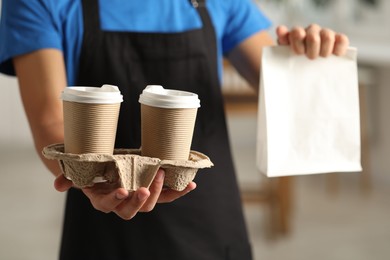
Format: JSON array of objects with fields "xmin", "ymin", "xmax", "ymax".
[
  {"xmin": 116, "ymin": 192, "xmax": 127, "ymax": 200},
  {"xmin": 156, "ymin": 170, "xmax": 165, "ymax": 181}
]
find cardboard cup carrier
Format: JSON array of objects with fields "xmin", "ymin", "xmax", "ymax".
[
  {"xmin": 139, "ymin": 85, "xmax": 200, "ymax": 160},
  {"xmin": 44, "ymin": 85, "xmax": 212, "ymax": 191},
  {"xmin": 61, "ymin": 85, "xmax": 123, "ymax": 155}
]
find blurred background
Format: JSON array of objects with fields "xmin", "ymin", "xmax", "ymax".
[{"xmin": 1, "ymin": 0, "xmax": 390, "ymax": 259}]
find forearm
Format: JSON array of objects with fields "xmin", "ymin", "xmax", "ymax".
[
  {"xmin": 226, "ymin": 30, "xmax": 275, "ymax": 92},
  {"xmin": 13, "ymin": 49, "xmax": 67, "ymax": 177},
  {"xmin": 31, "ymin": 120, "xmax": 64, "ymax": 177}
]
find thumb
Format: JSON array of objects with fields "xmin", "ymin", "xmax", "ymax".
[{"xmin": 54, "ymin": 174, "xmax": 73, "ymax": 192}]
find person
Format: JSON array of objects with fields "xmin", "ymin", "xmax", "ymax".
[{"xmin": 0, "ymin": 0, "xmax": 349, "ymax": 259}]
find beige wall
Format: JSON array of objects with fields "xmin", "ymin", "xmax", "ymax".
[
  {"xmin": 367, "ymin": 65, "xmax": 390, "ymax": 180},
  {"xmin": 0, "ymin": 74, "xmax": 33, "ymax": 146}
]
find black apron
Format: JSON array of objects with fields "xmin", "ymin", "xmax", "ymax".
[{"xmin": 60, "ymin": 0, "xmax": 252, "ymax": 259}]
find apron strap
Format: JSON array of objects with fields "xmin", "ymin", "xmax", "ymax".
[
  {"xmin": 190, "ymin": 0, "xmax": 205, "ymax": 8},
  {"xmin": 190, "ymin": 0, "xmax": 218, "ymax": 90},
  {"xmin": 81, "ymin": 0, "xmax": 100, "ymax": 33}
]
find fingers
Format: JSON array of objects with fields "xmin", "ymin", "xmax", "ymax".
[
  {"xmin": 319, "ymin": 28, "xmax": 335, "ymax": 57},
  {"xmin": 139, "ymin": 169, "xmax": 165, "ymax": 212},
  {"xmin": 158, "ymin": 181, "xmax": 197, "ymax": 203},
  {"xmin": 305, "ymin": 24, "xmax": 321, "ymax": 59},
  {"xmin": 276, "ymin": 25, "xmax": 290, "ymax": 45},
  {"xmin": 83, "ymin": 185, "xmax": 151, "ymax": 220},
  {"xmin": 81, "ymin": 168, "xmax": 165, "ymax": 220},
  {"xmin": 288, "ymin": 26, "xmax": 306, "ymax": 55},
  {"xmin": 277, "ymin": 24, "xmax": 349, "ymax": 59},
  {"xmin": 333, "ymin": 33, "xmax": 349, "ymax": 56},
  {"xmin": 113, "ymin": 188, "xmax": 151, "ymax": 220},
  {"xmin": 54, "ymin": 174, "xmax": 73, "ymax": 192},
  {"xmin": 78, "ymin": 168, "xmax": 196, "ymax": 221},
  {"xmin": 112, "ymin": 169, "xmax": 166, "ymax": 216},
  {"xmin": 83, "ymin": 186, "xmax": 129, "ymax": 213}
]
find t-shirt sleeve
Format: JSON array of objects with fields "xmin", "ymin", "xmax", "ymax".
[
  {"xmin": 222, "ymin": 0, "xmax": 272, "ymax": 55},
  {"xmin": 0, "ymin": 0, "xmax": 63, "ymax": 76}
]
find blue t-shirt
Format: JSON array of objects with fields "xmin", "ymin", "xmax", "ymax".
[{"xmin": 0, "ymin": 0, "xmax": 271, "ymax": 85}]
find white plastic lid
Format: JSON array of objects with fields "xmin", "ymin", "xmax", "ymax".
[
  {"xmin": 61, "ymin": 84, "xmax": 123, "ymax": 104},
  {"xmin": 138, "ymin": 85, "xmax": 200, "ymax": 109}
]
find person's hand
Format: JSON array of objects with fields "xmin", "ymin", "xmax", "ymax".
[
  {"xmin": 276, "ymin": 24, "xmax": 350, "ymax": 59},
  {"xmin": 54, "ymin": 169, "xmax": 196, "ymax": 220}
]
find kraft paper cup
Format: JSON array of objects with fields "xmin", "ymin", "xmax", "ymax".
[
  {"xmin": 61, "ymin": 85, "xmax": 123, "ymax": 155},
  {"xmin": 139, "ymin": 85, "xmax": 200, "ymax": 160}
]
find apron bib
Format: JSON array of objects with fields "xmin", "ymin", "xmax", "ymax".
[{"xmin": 60, "ymin": 1, "xmax": 252, "ymax": 259}]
